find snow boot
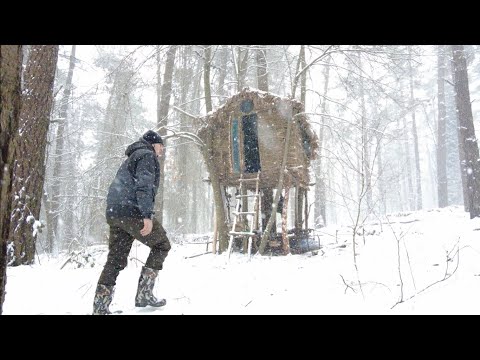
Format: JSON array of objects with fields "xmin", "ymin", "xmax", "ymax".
[
  {"xmin": 92, "ymin": 284, "xmax": 114, "ymax": 315},
  {"xmin": 135, "ymin": 266, "xmax": 166, "ymax": 307}
]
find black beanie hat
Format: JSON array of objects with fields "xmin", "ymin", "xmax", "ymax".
[{"xmin": 142, "ymin": 130, "xmax": 163, "ymax": 145}]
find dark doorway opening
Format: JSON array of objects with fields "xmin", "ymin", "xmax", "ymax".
[{"xmin": 242, "ymin": 113, "xmax": 261, "ymax": 173}]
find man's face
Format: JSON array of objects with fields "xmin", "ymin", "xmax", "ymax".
[{"xmin": 153, "ymin": 143, "xmax": 165, "ymax": 158}]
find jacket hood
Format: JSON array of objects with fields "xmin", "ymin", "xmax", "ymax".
[{"xmin": 125, "ymin": 139, "xmax": 154, "ymax": 157}]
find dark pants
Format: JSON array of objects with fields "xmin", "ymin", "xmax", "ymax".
[{"xmin": 98, "ymin": 217, "xmax": 171, "ymax": 286}]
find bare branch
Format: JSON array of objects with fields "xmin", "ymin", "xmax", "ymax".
[
  {"xmin": 391, "ymin": 238, "xmax": 462, "ymax": 309},
  {"xmin": 340, "ymin": 274, "xmax": 356, "ymax": 294}
]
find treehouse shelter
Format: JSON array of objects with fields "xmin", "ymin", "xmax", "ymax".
[{"xmin": 197, "ymin": 87, "xmax": 318, "ymax": 255}]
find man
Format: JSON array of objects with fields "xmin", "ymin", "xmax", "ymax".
[{"xmin": 93, "ymin": 130, "xmax": 171, "ymax": 315}]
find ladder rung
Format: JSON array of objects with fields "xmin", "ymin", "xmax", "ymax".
[
  {"xmin": 235, "ymin": 194, "xmax": 259, "ymax": 199},
  {"xmin": 233, "ymin": 211, "xmax": 256, "ymax": 215},
  {"xmin": 229, "ymin": 231, "xmax": 256, "ymax": 236},
  {"xmin": 238, "ymin": 178, "xmax": 259, "ymax": 182}
]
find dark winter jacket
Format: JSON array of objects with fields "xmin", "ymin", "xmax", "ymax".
[{"xmin": 106, "ymin": 139, "xmax": 160, "ymax": 220}]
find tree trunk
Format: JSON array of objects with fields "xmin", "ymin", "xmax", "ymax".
[
  {"xmin": 282, "ymin": 184, "xmax": 290, "ymax": 255},
  {"xmin": 447, "ymin": 50, "xmax": 468, "ymax": 210},
  {"xmin": 256, "ymin": 45, "xmax": 268, "ymax": 91},
  {"xmin": 202, "ymin": 45, "xmax": 228, "ymax": 248},
  {"xmin": 156, "ymin": 45, "xmax": 177, "ymax": 224},
  {"xmin": 300, "ymin": 46, "xmax": 307, "ymax": 106},
  {"xmin": 295, "ymin": 46, "xmax": 307, "ymax": 229},
  {"xmin": 402, "ymin": 116, "xmax": 414, "ymax": 210},
  {"xmin": 171, "ymin": 46, "xmax": 193, "ymax": 232},
  {"xmin": 314, "ymin": 56, "xmax": 330, "ymax": 227},
  {"xmin": 233, "ymin": 46, "xmax": 249, "ymax": 92},
  {"xmin": 8, "ymin": 45, "xmax": 58, "ymax": 266},
  {"xmin": 377, "ymin": 132, "xmax": 386, "ymax": 214},
  {"xmin": 189, "ymin": 56, "xmax": 204, "ymax": 233},
  {"xmin": 445, "ymin": 59, "xmax": 464, "ymax": 206},
  {"xmin": 455, "ymin": 108, "xmax": 469, "ymax": 211},
  {"xmin": 357, "ymin": 51, "xmax": 372, "ymax": 212},
  {"xmin": 50, "ymin": 45, "xmax": 76, "ymax": 252},
  {"xmin": 291, "ymin": 45, "xmax": 305, "ymax": 99},
  {"xmin": 217, "ymin": 45, "xmax": 229, "ymax": 105},
  {"xmin": 451, "ymin": 45, "xmax": 480, "ymax": 218},
  {"xmin": 437, "ymin": 45, "xmax": 448, "ymax": 208},
  {"xmin": 202, "ymin": 129, "xmax": 229, "ymax": 252},
  {"xmin": 408, "ymin": 47, "xmax": 423, "ymax": 210},
  {"xmin": 0, "ymin": 45, "xmax": 23, "ymax": 314},
  {"xmin": 203, "ymin": 45, "xmax": 213, "ymax": 114}
]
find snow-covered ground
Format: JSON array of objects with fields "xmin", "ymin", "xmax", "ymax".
[{"xmin": 4, "ymin": 205, "xmax": 480, "ymax": 315}]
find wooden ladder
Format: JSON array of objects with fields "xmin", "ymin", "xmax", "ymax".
[{"xmin": 227, "ymin": 171, "xmax": 261, "ymax": 259}]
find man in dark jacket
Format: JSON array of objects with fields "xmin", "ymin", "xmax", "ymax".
[{"xmin": 93, "ymin": 130, "xmax": 171, "ymax": 315}]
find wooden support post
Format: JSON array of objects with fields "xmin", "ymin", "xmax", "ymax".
[
  {"xmin": 212, "ymin": 217, "xmax": 218, "ymax": 254},
  {"xmin": 296, "ymin": 186, "xmax": 304, "ymax": 231},
  {"xmin": 282, "ymin": 184, "xmax": 291, "ymax": 255},
  {"xmin": 294, "ymin": 183, "xmax": 299, "ymax": 231},
  {"xmin": 304, "ymin": 189, "xmax": 308, "ymax": 230},
  {"xmin": 242, "ymin": 186, "xmax": 248, "ymax": 253}
]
